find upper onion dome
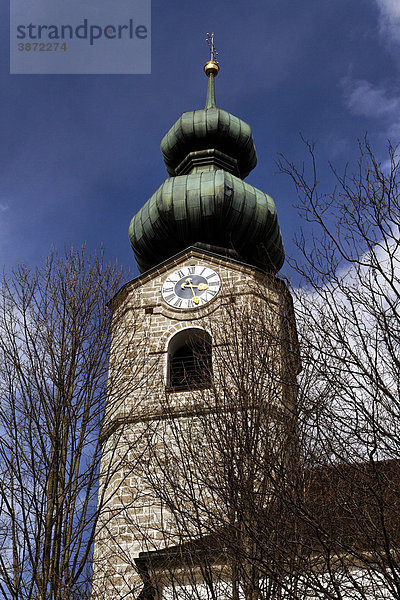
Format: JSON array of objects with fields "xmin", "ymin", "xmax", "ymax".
[
  {"xmin": 161, "ymin": 106, "xmax": 257, "ymax": 180},
  {"xmin": 161, "ymin": 61, "xmax": 256, "ymax": 180},
  {"xmin": 129, "ymin": 50, "xmax": 285, "ymax": 274}
]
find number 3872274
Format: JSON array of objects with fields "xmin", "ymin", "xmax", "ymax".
[{"xmin": 18, "ymin": 42, "xmax": 67, "ymax": 51}]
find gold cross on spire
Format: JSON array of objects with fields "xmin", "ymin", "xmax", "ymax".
[
  {"xmin": 205, "ymin": 32, "xmax": 219, "ymax": 64},
  {"xmin": 204, "ymin": 32, "xmax": 220, "ymax": 81},
  {"xmin": 204, "ymin": 32, "xmax": 220, "ymax": 107}
]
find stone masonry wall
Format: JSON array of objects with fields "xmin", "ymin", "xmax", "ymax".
[{"xmin": 91, "ymin": 248, "xmax": 299, "ymax": 600}]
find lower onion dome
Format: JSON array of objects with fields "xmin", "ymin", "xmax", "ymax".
[{"xmin": 129, "ymin": 170, "xmax": 284, "ymax": 274}]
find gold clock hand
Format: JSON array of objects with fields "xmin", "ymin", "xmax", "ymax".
[
  {"xmin": 181, "ymin": 277, "xmax": 193, "ymax": 290},
  {"xmin": 181, "ymin": 278, "xmax": 198, "ymax": 297},
  {"xmin": 181, "ymin": 279, "xmax": 208, "ymax": 293}
]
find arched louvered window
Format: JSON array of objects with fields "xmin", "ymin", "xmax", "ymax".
[{"xmin": 167, "ymin": 329, "xmax": 212, "ymax": 391}]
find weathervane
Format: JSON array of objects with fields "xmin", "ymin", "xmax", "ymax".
[{"xmin": 205, "ymin": 32, "xmax": 219, "ymax": 64}]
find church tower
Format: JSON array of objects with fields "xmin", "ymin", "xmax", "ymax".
[{"xmin": 92, "ymin": 39, "xmax": 300, "ymax": 600}]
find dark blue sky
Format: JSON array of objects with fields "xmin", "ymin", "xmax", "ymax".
[{"xmin": 2, "ymin": 0, "xmax": 399, "ymax": 279}]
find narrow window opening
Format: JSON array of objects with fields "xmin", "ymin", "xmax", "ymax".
[{"xmin": 167, "ymin": 329, "xmax": 212, "ymax": 391}]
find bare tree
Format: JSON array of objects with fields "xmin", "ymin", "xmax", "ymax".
[
  {"xmin": 0, "ymin": 247, "xmax": 150, "ymax": 600},
  {"xmin": 84, "ymin": 138, "xmax": 400, "ymax": 600},
  {"xmin": 115, "ymin": 140, "xmax": 400, "ymax": 600},
  {"xmin": 276, "ymin": 139, "xmax": 400, "ymax": 599}
]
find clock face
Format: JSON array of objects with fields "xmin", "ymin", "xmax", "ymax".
[{"xmin": 161, "ymin": 265, "xmax": 221, "ymax": 309}]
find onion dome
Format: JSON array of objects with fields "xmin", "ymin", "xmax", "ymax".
[
  {"xmin": 129, "ymin": 47, "xmax": 285, "ymax": 274},
  {"xmin": 129, "ymin": 170, "xmax": 283, "ymax": 273},
  {"xmin": 160, "ymin": 75, "xmax": 257, "ymax": 180}
]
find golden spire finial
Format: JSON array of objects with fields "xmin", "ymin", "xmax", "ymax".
[{"xmin": 204, "ymin": 32, "xmax": 220, "ymax": 77}]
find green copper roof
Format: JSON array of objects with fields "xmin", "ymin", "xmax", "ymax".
[
  {"xmin": 129, "ymin": 170, "xmax": 284, "ymax": 274},
  {"xmin": 205, "ymin": 70, "xmax": 217, "ymax": 109},
  {"xmin": 161, "ymin": 107, "xmax": 257, "ymax": 179},
  {"xmin": 129, "ymin": 63, "xmax": 285, "ymax": 274}
]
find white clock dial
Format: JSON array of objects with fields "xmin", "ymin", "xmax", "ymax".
[{"xmin": 161, "ymin": 265, "xmax": 221, "ymax": 309}]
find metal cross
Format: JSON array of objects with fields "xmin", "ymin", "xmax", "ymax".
[{"xmin": 205, "ymin": 32, "xmax": 219, "ymax": 63}]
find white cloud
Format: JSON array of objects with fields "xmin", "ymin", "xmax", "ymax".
[
  {"xmin": 294, "ymin": 234, "xmax": 400, "ymax": 460},
  {"xmin": 341, "ymin": 77, "xmax": 400, "ymax": 139},
  {"xmin": 339, "ymin": 2, "xmax": 400, "ymax": 141},
  {"xmin": 374, "ymin": 0, "xmax": 400, "ymax": 43},
  {"xmin": 342, "ymin": 78, "xmax": 400, "ymax": 117}
]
